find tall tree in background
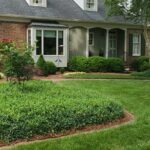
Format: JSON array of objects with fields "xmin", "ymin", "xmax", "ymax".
[{"xmin": 105, "ymin": 0, "xmax": 150, "ymax": 62}]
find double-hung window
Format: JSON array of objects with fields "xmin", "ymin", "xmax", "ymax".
[
  {"xmin": 132, "ymin": 34, "xmax": 141, "ymax": 56},
  {"xmin": 36, "ymin": 29, "xmax": 64, "ymax": 56}
]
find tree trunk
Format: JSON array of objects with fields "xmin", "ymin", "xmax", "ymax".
[{"xmin": 143, "ymin": 20, "xmax": 150, "ymax": 64}]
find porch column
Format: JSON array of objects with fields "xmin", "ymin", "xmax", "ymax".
[
  {"xmin": 86, "ymin": 28, "xmax": 89, "ymax": 57},
  {"xmin": 105, "ymin": 29, "xmax": 110, "ymax": 58},
  {"xmin": 124, "ymin": 29, "xmax": 127, "ymax": 62}
]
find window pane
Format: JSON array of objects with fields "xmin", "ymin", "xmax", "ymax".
[
  {"xmin": 133, "ymin": 35, "xmax": 139, "ymax": 43},
  {"xmin": 44, "ymin": 30, "xmax": 56, "ymax": 55},
  {"xmin": 28, "ymin": 29, "xmax": 31, "ymax": 46},
  {"xmin": 36, "ymin": 30, "xmax": 42, "ymax": 55},
  {"xmin": 89, "ymin": 33, "xmax": 94, "ymax": 45},
  {"xmin": 86, "ymin": 0, "xmax": 95, "ymax": 8},
  {"xmin": 58, "ymin": 31, "xmax": 64, "ymax": 55},
  {"xmin": 132, "ymin": 34, "xmax": 141, "ymax": 56}
]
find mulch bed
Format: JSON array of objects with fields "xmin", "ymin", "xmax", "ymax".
[{"xmin": 0, "ymin": 111, "xmax": 134, "ymax": 149}]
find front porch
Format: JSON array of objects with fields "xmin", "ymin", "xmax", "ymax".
[
  {"xmin": 69, "ymin": 26, "xmax": 128, "ymax": 64},
  {"xmin": 87, "ymin": 28, "xmax": 127, "ymax": 61}
]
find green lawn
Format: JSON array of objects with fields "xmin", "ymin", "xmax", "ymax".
[
  {"xmin": 64, "ymin": 73, "xmax": 150, "ymax": 80},
  {"xmin": 3, "ymin": 80, "xmax": 150, "ymax": 150}
]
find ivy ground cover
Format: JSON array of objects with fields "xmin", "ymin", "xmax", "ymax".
[{"xmin": 0, "ymin": 81, "xmax": 123, "ymax": 143}]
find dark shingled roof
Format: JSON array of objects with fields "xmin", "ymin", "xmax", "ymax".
[{"xmin": 0, "ymin": 0, "xmax": 131, "ymax": 24}]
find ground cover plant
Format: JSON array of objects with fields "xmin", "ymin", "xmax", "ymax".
[
  {"xmin": 64, "ymin": 72, "xmax": 150, "ymax": 80},
  {"xmin": 132, "ymin": 69, "xmax": 150, "ymax": 78},
  {"xmin": 5, "ymin": 80, "xmax": 150, "ymax": 150},
  {"xmin": 0, "ymin": 81, "xmax": 124, "ymax": 143}
]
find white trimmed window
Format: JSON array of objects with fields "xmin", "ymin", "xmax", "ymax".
[
  {"xmin": 132, "ymin": 34, "xmax": 141, "ymax": 56},
  {"xmin": 85, "ymin": 0, "xmax": 98, "ymax": 11},
  {"xmin": 86, "ymin": 0, "xmax": 95, "ymax": 9},
  {"xmin": 25, "ymin": 0, "xmax": 47, "ymax": 7},
  {"xmin": 36, "ymin": 29, "xmax": 65, "ymax": 56},
  {"xmin": 89, "ymin": 32, "xmax": 94, "ymax": 46},
  {"xmin": 32, "ymin": 0, "xmax": 42, "ymax": 5}
]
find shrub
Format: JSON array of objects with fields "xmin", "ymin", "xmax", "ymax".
[
  {"xmin": 103, "ymin": 58, "xmax": 124, "ymax": 73},
  {"xmin": 131, "ymin": 56, "xmax": 149, "ymax": 72},
  {"xmin": 139, "ymin": 62, "xmax": 150, "ymax": 72},
  {"xmin": 45, "ymin": 61, "xmax": 57, "ymax": 75},
  {"xmin": 60, "ymin": 67, "xmax": 66, "ymax": 74},
  {"xmin": 0, "ymin": 81, "xmax": 124, "ymax": 142},
  {"xmin": 36, "ymin": 56, "xmax": 57, "ymax": 76},
  {"xmin": 68, "ymin": 56, "xmax": 89, "ymax": 72},
  {"xmin": 88, "ymin": 56, "xmax": 105, "ymax": 72},
  {"xmin": 36, "ymin": 55, "xmax": 46, "ymax": 70},
  {"xmin": 68, "ymin": 56, "xmax": 124, "ymax": 73},
  {"xmin": 132, "ymin": 69, "xmax": 150, "ymax": 78},
  {"xmin": 0, "ymin": 40, "xmax": 34, "ymax": 83}
]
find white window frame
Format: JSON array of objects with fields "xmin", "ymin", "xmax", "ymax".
[
  {"xmin": 89, "ymin": 32, "xmax": 94, "ymax": 46},
  {"xmin": 26, "ymin": 0, "xmax": 47, "ymax": 7},
  {"xmin": 32, "ymin": 0, "xmax": 42, "ymax": 6},
  {"xmin": 132, "ymin": 33, "xmax": 141, "ymax": 56},
  {"xmin": 33, "ymin": 28, "xmax": 66, "ymax": 57},
  {"xmin": 84, "ymin": 0, "xmax": 98, "ymax": 11}
]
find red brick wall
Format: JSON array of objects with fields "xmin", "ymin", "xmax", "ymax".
[{"xmin": 0, "ymin": 22, "xmax": 28, "ymax": 44}]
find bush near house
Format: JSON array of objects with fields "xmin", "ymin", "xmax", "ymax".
[
  {"xmin": 103, "ymin": 58, "xmax": 124, "ymax": 73},
  {"xmin": 68, "ymin": 56, "xmax": 124, "ymax": 73},
  {"xmin": 0, "ymin": 81, "xmax": 124, "ymax": 142},
  {"xmin": 132, "ymin": 69, "xmax": 150, "ymax": 78},
  {"xmin": 131, "ymin": 56, "xmax": 150, "ymax": 72},
  {"xmin": 0, "ymin": 39, "xmax": 34, "ymax": 83},
  {"xmin": 88, "ymin": 56, "xmax": 106, "ymax": 72},
  {"xmin": 36, "ymin": 55, "xmax": 57, "ymax": 76},
  {"xmin": 68, "ymin": 56, "xmax": 90, "ymax": 72}
]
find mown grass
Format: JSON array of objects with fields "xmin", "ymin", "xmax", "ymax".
[
  {"xmin": 2, "ymin": 80, "xmax": 150, "ymax": 150},
  {"xmin": 64, "ymin": 73, "xmax": 150, "ymax": 80}
]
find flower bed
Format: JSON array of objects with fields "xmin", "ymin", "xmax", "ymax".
[{"xmin": 0, "ymin": 81, "xmax": 124, "ymax": 142}]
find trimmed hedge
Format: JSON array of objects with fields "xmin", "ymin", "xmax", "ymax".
[
  {"xmin": 68, "ymin": 56, "xmax": 89, "ymax": 72},
  {"xmin": 131, "ymin": 56, "xmax": 150, "ymax": 72},
  {"xmin": 88, "ymin": 56, "xmax": 106, "ymax": 72},
  {"xmin": 0, "ymin": 81, "xmax": 124, "ymax": 142},
  {"xmin": 68, "ymin": 56, "xmax": 124, "ymax": 73},
  {"xmin": 103, "ymin": 58, "xmax": 124, "ymax": 73}
]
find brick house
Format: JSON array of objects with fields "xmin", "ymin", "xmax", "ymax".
[{"xmin": 0, "ymin": 0, "xmax": 147, "ymax": 67}]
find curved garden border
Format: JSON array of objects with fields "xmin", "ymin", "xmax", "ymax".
[{"xmin": 0, "ymin": 111, "xmax": 134, "ymax": 149}]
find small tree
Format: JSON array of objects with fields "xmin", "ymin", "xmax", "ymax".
[
  {"xmin": 105, "ymin": 0, "xmax": 150, "ymax": 63},
  {"xmin": 0, "ymin": 39, "xmax": 34, "ymax": 83}
]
